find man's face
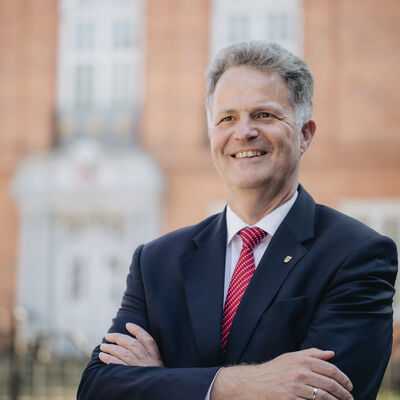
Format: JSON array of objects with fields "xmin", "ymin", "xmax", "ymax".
[{"xmin": 208, "ymin": 65, "xmax": 313, "ymax": 195}]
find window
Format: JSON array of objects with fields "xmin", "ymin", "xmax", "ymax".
[
  {"xmin": 108, "ymin": 256, "xmax": 125, "ymax": 302},
  {"xmin": 56, "ymin": 0, "xmax": 144, "ymax": 145},
  {"xmin": 71, "ymin": 257, "xmax": 84, "ymax": 301},
  {"xmin": 75, "ymin": 23, "xmax": 94, "ymax": 50},
  {"xmin": 228, "ymin": 15, "xmax": 250, "ymax": 43},
  {"xmin": 74, "ymin": 65, "xmax": 93, "ymax": 107},
  {"xmin": 210, "ymin": 0, "xmax": 303, "ymax": 57},
  {"xmin": 112, "ymin": 64, "xmax": 136, "ymax": 106},
  {"xmin": 266, "ymin": 13, "xmax": 292, "ymax": 42},
  {"xmin": 113, "ymin": 21, "xmax": 135, "ymax": 48}
]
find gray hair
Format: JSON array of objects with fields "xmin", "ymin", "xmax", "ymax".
[{"xmin": 206, "ymin": 41, "xmax": 314, "ymax": 130}]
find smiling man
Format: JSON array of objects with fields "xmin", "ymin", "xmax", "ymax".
[
  {"xmin": 78, "ymin": 42, "xmax": 397, "ymax": 400},
  {"xmin": 208, "ymin": 64, "xmax": 313, "ymax": 225}
]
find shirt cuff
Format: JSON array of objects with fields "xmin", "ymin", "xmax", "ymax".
[{"xmin": 204, "ymin": 367, "xmax": 224, "ymax": 400}]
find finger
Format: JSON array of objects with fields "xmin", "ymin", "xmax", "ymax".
[
  {"xmin": 309, "ymin": 358, "xmax": 353, "ymax": 392},
  {"xmin": 105, "ymin": 332, "xmax": 131, "ymax": 345},
  {"xmin": 101, "ymin": 343, "xmax": 132, "ymax": 363},
  {"xmin": 306, "ymin": 372, "xmax": 353, "ymax": 400},
  {"xmin": 105, "ymin": 332, "xmax": 149, "ymax": 361},
  {"xmin": 101, "ymin": 342, "xmax": 145, "ymax": 365},
  {"xmin": 99, "ymin": 351, "xmax": 127, "ymax": 366},
  {"xmin": 126, "ymin": 323, "xmax": 162, "ymax": 360},
  {"xmin": 298, "ymin": 386, "xmax": 330, "ymax": 400},
  {"xmin": 298, "ymin": 385, "xmax": 344, "ymax": 400},
  {"xmin": 300, "ymin": 348, "xmax": 335, "ymax": 361}
]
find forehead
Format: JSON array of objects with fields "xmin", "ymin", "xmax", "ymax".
[{"xmin": 211, "ymin": 65, "xmax": 291, "ymax": 113}]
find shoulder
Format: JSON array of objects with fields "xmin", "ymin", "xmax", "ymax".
[
  {"xmin": 293, "ymin": 186, "xmax": 396, "ymax": 255},
  {"xmin": 149, "ymin": 212, "xmax": 222, "ymax": 246},
  {"xmin": 314, "ymin": 203, "xmax": 397, "ymax": 255},
  {"xmin": 316, "ymin": 203, "xmax": 378, "ymax": 237},
  {"xmin": 137, "ymin": 212, "xmax": 223, "ymax": 260}
]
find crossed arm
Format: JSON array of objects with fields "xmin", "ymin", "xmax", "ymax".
[
  {"xmin": 99, "ymin": 322, "xmax": 353, "ymax": 400},
  {"xmin": 79, "ymin": 235, "xmax": 397, "ymax": 400}
]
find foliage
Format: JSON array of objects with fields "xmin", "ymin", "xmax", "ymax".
[{"xmin": 378, "ymin": 391, "xmax": 400, "ymax": 400}]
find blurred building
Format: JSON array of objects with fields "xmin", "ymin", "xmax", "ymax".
[{"xmin": 0, "ymin": 0, "xmax": 399, "ymax": 354}]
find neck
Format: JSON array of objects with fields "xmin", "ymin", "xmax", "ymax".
[{"xmin": 226, "ymin": 182, "xmax": 298, "ymax": 225}]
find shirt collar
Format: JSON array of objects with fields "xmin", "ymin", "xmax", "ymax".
[{"xmin": 226, "ymin": 191, "xmax": 298, "ymax": 245}]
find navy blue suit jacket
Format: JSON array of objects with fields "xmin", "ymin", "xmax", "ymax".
[{"xmin": 78, "ymin": 186, "xmax": 397, "ymax": 400}]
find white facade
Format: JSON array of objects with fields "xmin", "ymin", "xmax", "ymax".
[
  {"xmin": 10, "ymin": 0, "xmax": 158, "ymax": 356},
  {"xmin": 12, "ymin": 140, "xmax": 163, "ymax": 355}
]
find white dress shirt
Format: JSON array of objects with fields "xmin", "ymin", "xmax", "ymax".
[
  {"xmin": 205, "ymin": 191, "xmax": 298, "ymax": 399},
  {"xmin": 224, "ymin": 191, "xmax": 298, "ymax": 304}
]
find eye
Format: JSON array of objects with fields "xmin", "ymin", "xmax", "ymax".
[
  {"xmin": 258, "ymin": 112, "xmax": 272, "ymax": 119},
  {"xmin": 219, "ymin": 116, "xmax": 233, "ymax": 123}
]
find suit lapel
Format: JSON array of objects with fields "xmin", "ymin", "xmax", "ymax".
[
  {"xmin": 181, "ymin": 211, "xmax": 227, "ymax": 366},
  {"xmin": 224, "ymin": 186, "xmax": 316, "ymax": 364}
]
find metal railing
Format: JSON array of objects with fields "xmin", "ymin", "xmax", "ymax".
[
  {"xmin": 0, "ymin": 308, "xmax": 90, "ymax": 400},
  {"xmin": 54, "ymin": 106, "xmax": 140, "ymax": 148}
]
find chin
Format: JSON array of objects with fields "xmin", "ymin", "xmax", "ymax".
[{"xmin": 231, "ymin": 178, "xmax": 271, "ymax": 191}]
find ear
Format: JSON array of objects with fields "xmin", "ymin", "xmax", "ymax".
[{"xmin": 300, "ymin": 120, "xmax": 316, "ymax": 155}]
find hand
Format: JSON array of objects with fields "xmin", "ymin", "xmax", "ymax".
[
  {"xmin": 211, "ymin": 348, "xmax": 353, "ymax": 400},
  {"xmin": 99, "ymin": 322, "xmax": 164, "ymax": 367}
]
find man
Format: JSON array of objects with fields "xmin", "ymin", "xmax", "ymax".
[{"xmin": 77, "ymin": 41, "xmax": 397, "ymax": 400}]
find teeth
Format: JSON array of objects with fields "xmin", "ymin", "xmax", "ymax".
[{"xmin": 235, "ymin": 151, "xmax": 264, "ymax": 158}]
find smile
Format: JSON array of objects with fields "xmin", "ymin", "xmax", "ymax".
[{"xmin": 232, "ymin": 151, "xmax": 266, "ymax": 159}]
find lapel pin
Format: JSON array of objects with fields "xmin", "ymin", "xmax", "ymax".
[{"xmin": 284, "ymin": 256, "xmax": 292, "ymax": 263}]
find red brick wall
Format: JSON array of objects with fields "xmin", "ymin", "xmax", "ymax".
[
  {"xmin": 302, "ymin": 0, "xmax": 400, "ymax": 206},
  {"xmin": 143, "ymin": 0, "xmax": 225, "ymax": 232},
  {"xmin": 0, "ymin": 0, "xmax": 58, "ymax": 333}
]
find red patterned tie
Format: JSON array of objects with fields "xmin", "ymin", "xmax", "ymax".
[{"xmin": 221, "ymin": 227, "xmax": 267, "ymax": 353}]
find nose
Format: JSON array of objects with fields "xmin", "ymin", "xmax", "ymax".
[{"xmin": 233, "ymin": 116, "xmax": 259, "ymax": 140}]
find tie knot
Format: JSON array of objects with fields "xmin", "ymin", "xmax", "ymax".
[{"xmin": 239, "ymin": 227, "xmax": 267, "ymax": 250}]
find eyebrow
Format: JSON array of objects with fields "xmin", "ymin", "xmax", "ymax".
[
  {"xmin": 215, "ymin": 108, "xmax": 236, "ymax": 117},
  {"xmin": 251, "ymin": 104, "xmax": 282, "ymax": 113},
  {"xmin": 214, "ymin": 104, "xmax": 282, "ymax": 117}
]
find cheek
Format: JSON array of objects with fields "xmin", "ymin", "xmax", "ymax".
[
  {"xmin": 275, "ymin": 130, "xmax": 301, "ymax": 152},
  {"xmin": 271, "ymin": 135, "xmax": 301, "ymax": 165},
  {"xmin": 209, "ymin": 138, "xmax": 225, "ymax": 168},
  {"xmin": 209, "ymin": 139, "xmax": 220, "ymax": 157},
  {"xmin": 209, "ymin": 130, "xmax": 227, "ymax": 153}
]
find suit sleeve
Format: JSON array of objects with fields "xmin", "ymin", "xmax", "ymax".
[
  {"xmin": 300, "ymin": 235, "xmax": 398, "ymax": 400},
  {"xmin": 77, "ymin": 245, "xmax": 220, "ymax": 400}
]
